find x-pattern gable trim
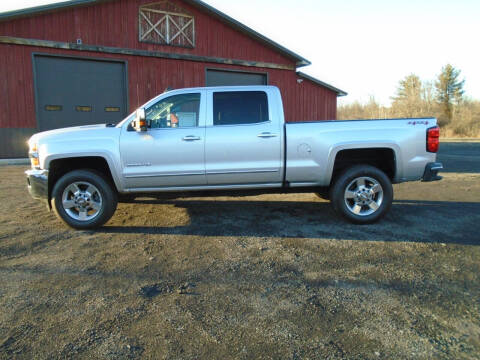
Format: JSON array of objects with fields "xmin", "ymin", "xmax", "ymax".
[{"xmin": 139, "ymin": 1, "xmax": 195, "ymax": 47}]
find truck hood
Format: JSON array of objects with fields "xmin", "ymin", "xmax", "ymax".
[{"xmin": 29, "ymin": 124, "xmax": 120, "ymax": 147}]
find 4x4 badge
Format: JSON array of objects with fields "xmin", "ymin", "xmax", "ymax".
[{"xmin": 407, "ymin": 120, "xmax": 429, "ymax": 126}]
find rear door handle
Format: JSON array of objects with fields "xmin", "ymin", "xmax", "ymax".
[
  {"xmin": 257, "ymin": 132, "xmax": 278, "ymax": 138},
  {"xmin": 182, "ymin": 135, "xmax": 201, "ymax": 141}
]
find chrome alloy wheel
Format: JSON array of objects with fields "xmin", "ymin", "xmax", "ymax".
[
  {"xmin": 61, "ymin": 182, "xmax": 103, "ymax": 221},
  {"xmin": 344, "ymin": 176, "xmax": 383, "ymax": 217}
]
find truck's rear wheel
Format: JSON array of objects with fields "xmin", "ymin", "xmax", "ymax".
[
  {"xmin": 51, "ymin": 170, "xmax": 117, "ymax": 229},
  {"xmin": 330, "ymin": 165, "xmax": 392, "ymax": 224}
]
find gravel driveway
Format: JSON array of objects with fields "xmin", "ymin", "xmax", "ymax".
[{"xmin": 0, "ymin": 141, "xmax": 479, "ymax": 359}]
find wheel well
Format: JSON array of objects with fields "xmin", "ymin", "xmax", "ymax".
[
  {"xmin": 48, "ymin": 157, "xmax": 116, "ymax": 201},
  {"xmin": 331, "ymin": 148, "xmax": 396, "ymax": 184}
]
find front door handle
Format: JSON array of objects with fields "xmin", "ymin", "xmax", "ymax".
[
  {"xmin": 182, "ymin": 135, "xmax": 201, "ymax": 141},
  {"xmin": 257, "ymin": 132, "xmax": 278, "ymax": 138}
]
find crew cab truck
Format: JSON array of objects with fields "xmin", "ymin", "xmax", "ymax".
[{"xmin": 25, "ymin": 86, "xmax": 443, "ymax": 229}]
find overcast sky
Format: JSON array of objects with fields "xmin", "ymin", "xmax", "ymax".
[{"xmin": 1, "ymin": 0, "xmax": 478, "ymax": 105}]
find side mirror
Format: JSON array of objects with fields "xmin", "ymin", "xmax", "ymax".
[{"xmin": 132, "ymin": 108, "xmax": 147, "ymax": 132}]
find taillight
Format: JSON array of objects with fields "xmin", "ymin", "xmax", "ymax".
[{"xmin": 427, "ymin": 126, "xmax": 440, "ymax": 153}]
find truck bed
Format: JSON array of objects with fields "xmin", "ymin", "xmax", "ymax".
[{"xmin": 285, "ymin": 118, "xmax": 437, "ymax": 186}]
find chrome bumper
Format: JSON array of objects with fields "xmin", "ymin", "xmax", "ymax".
[
  {"xmin": 422, "ymin": 162, "xmax": 443, "ymax": 182},
  {"xmin": 25, "ymin": 169, "xmax": 49, "ymax": 201}
]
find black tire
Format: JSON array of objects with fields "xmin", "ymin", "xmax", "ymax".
[
  {"xmin": 51, "ymin": 169, "xmax": 118, "ymax": 229},
  {"xmin": 329, "ymin": 165, "xmax": 393, "ymax": 224}
]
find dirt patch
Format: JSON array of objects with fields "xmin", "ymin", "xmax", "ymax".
[{"xmin": 1, "ymin": 148, "xmax": 479, "ymax": 359}]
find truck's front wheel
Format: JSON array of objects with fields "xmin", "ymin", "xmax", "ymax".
[
  {"xmin": 51, "ymin": 170, "xmax": 118, "ymax": 229},
  {"xmin": 330, "ymin": 165, "xmax": 392, "ymax": 224}
]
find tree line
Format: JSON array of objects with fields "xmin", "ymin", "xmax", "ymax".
[{"xmin": 338, "ymin": 65, "xmax": 479, "ymax": 137}]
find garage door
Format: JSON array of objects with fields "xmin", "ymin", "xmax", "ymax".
[
  {"xmin": 34, "ymin": 55, "xmax": 127, "ymax": 131},
  {"xmin": 206, "ymin": 69, "xmax": 267, "ymax": 87}
]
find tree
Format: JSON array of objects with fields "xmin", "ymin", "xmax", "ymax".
[
  {"xmin": 435, "ymin": 64, "xmax": 465, "ymax": 126},
  {"xmin": 391, "ymin": 74, "xmax": 423, "ymax": 117},
  {"xmin": 421, "ymin": 81, "xmax": 436, "ymax": 116}
]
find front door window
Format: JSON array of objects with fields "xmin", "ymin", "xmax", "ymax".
[{"xmin": 146, "ymin": 93, "xmax": 200, "ymax": 129}]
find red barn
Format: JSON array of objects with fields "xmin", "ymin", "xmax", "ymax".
[{"xmin": 0, "ymin": 0, "xmax": 346, "ymax": 158}]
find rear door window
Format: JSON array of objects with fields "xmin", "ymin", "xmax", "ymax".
[{"xmin": 213, "ymin": 91, "xmax": 268, "ymax": 126}]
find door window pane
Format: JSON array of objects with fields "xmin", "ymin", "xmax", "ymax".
[
  {"xmin": 44, "ymin": 105, "xmax": 62, "ymax": 111},
  {"xmin": 146, "ymin": 93, "xmax": 200, "ymax": 128},
  {"xmin": 105, "ymin": 106, "xmax": 120, "ymax": 112},
  {"xmin": 213, "ymin": 91, "xmax": 268, "ymax": 126},
  {"xmin": 76, "ymin": 105, "xmax": 92, "ymax": 112}
]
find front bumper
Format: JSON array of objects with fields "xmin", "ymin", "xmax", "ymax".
[
  {"xmin": 422, "ymin": 162, "xmax": 443, "ymax": 182},
  {"xmin": 26, "ymin": 169, "xmax": 49, "ymax": 201}
]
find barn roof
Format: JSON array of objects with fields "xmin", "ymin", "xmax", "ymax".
[
  {"xmin": 297, "ymin": 72, "xmax": 347, "ymax": 96},
  {"xmin": 0, "ymin": 0, "xmax": 311, "ymax": 68}
]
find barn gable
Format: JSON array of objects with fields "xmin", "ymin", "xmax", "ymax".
[{"xmin": 0, "ymin": 0, "xmax": 309, "ymax": 69}]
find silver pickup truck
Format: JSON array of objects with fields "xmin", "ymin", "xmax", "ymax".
[{"xmin": 26, "ymin": 85, "xmax": 443, "ymax": 229}]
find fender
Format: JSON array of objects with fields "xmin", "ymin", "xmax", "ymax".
[
  {"xmin": 325, "ymin": 141, "xmax": 402, "ymax": 184},
  {"xmin": 44, "ymin": 151, "xmax": 124, "ymax": 192}
]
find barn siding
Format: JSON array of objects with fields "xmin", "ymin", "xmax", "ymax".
[
  {"xmin": 0, "ymin": 44, "xmax": 336, "ymax": 130},
  {"xmin": 0, "ymin": 0, "xmax": 340, "ymax": 158}
]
